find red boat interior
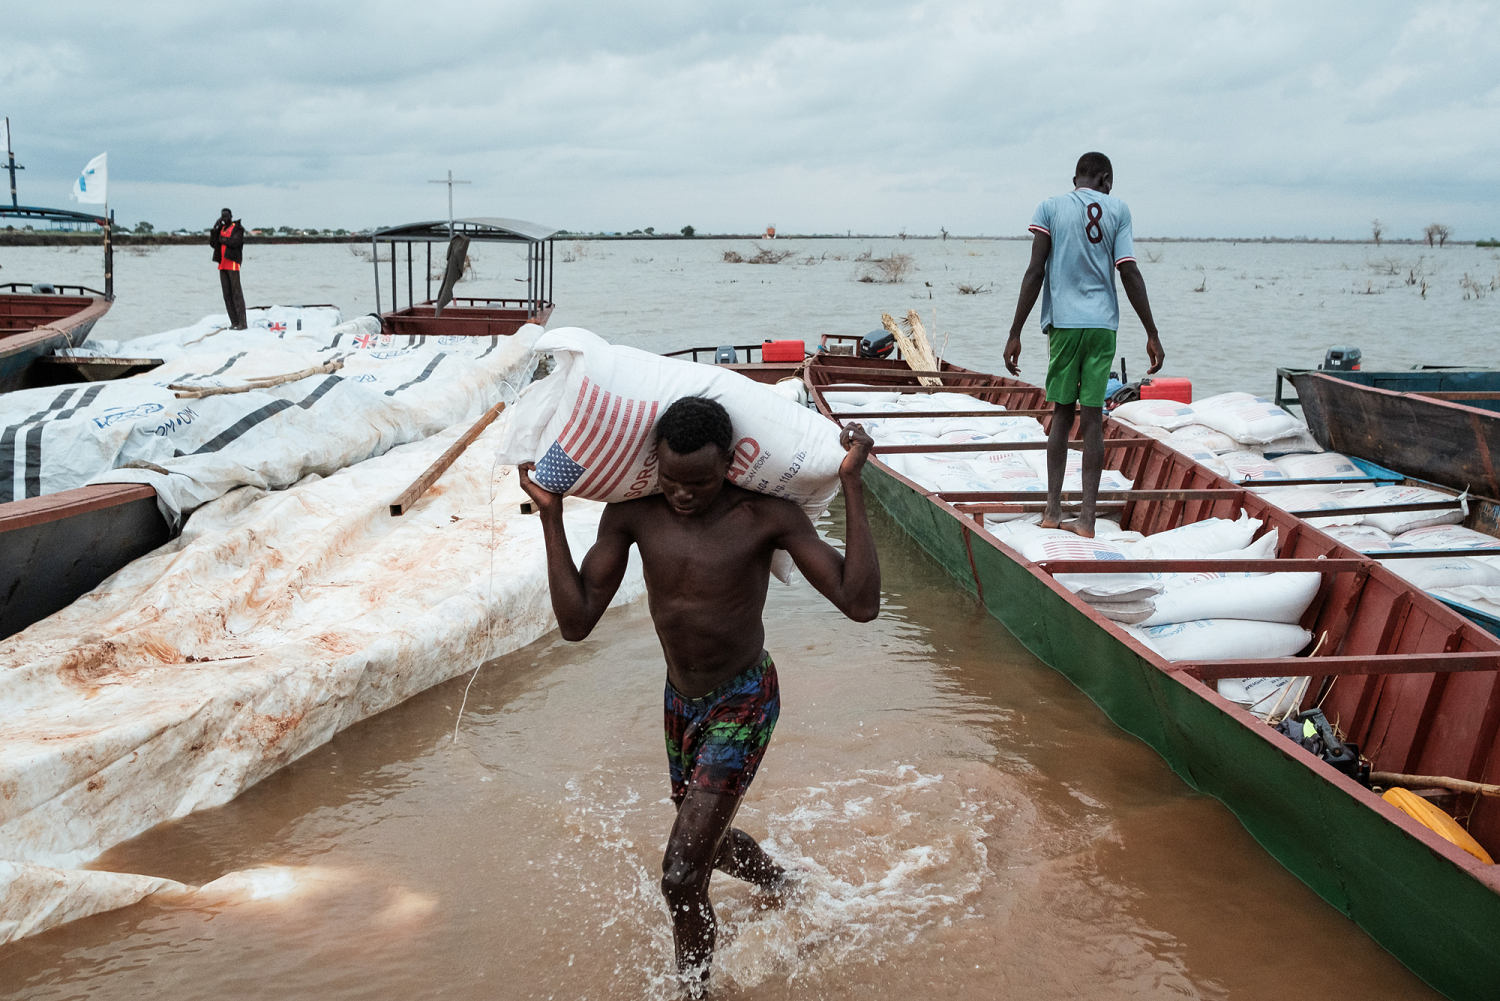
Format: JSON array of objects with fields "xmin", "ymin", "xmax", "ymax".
[
  {"xmin": 380, "ymin": 299, "xmax": 553, "ymax": 338},
  {"xmin": 806, "ymin": 353, "xmax": 1500, "ymax": 863},
  {"xmin": 0, "ymin": 293, "xmax": 98, "ymax": 338}
]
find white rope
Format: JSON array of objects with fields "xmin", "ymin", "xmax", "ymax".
[{"xmin": 452, "ymin": 376, "xmax": 527, "ymax": 743}]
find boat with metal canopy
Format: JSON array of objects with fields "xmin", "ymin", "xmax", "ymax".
[{"xmin": 370, "ymin": 216, "xmax": 556, "ymax": 338}]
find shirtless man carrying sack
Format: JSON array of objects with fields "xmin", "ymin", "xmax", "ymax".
[{"xmin": 519, "ymin": 395, "xmax": 880, "ymax": 994}]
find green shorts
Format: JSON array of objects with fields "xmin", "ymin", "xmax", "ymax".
[{"xmin": 1045, "ymin": 327, "xmax": 1117, "ymax": 408}]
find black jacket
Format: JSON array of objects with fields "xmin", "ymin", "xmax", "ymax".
[{"xmin": 210, "ymin": 219, "xmax": 244, "ymax": 265}]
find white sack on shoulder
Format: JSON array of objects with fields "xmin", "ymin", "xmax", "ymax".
[{"xmin": 492, "ymin": 328, "xmax": 846, "ymax": 582}]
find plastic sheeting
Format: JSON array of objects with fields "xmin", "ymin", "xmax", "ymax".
[{"xmin": 0, "ymin": 413, "xmax": 645, "ymax": 943}]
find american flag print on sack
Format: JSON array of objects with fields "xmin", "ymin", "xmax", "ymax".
[
  {"xmin": 1042, "ymin": 539, "xmax": 1125, "ymax": 560},
  {"xmin": 531, "ymin": 377, "xmax": 661, "ymax": 497}
]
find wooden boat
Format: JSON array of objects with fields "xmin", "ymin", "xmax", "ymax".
[
  {"xmin": 0, "ymin": 216, "xmax": 557, "ymax": 640},
  {"xmin": 804, "ymin": 351, "xmax": 1500, "ymax": 1001},
  {"xmin": 1275, "ymin": 366, "xmax": 1500, "ymax": 500},
  {"xmin": 1, "ymin": 126, "xmax": 117, "ymax": 389},
  {"xmin": 1273, "ymin": 367, "xmax": 1500, "ymax": 634},
  {"xmin": 0, "ymin": 287, "xmax": 114, "ymax": 390}
]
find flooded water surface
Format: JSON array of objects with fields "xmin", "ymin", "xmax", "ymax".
[
  {"xmin": 2, "ymin": 237, "xmax": 1481, "ymax": 998},
  {"xmin": 1, "ymin": 506, "xmax": 1437, "ymax": 1000}
]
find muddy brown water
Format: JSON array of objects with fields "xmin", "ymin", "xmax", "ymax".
[{"xmin": 0, "ymin": 501, "xmax": 1438, "ymax": 1000}]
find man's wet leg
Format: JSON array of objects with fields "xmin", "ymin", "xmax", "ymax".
[
  {"xmin": 662, "ymin": 787, "xmax": 742, "ymax": 991},
  {"xmin": 714, "ymin": 827, "xmax": 784, "ymax": 888},
  {"xmin": 1066, "ymin": 405, "xmax": 1104, "ymax": 538},
  {"xmin": 1042, "ymin": 402, "xmax": 1075, "ymax": 528}
]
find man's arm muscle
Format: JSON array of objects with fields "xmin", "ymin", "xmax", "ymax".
[{"xmin": 521, "ymin": 463, "xmax": 632, "ymax": 640}]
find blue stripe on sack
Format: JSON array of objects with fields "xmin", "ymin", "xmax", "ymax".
[
  {"xmin": 383, "ymin": 354, "xmax": 446, "ymax": 397},
  {"xmin": 188, "ymin": 375, "xmax": 343, "ymax": 455},
  {"xmin": 20, "ymin": 384, "xmax": 121, "ymax": 498},
  {"xmin": 1, "ymin": 387, "xmax": 85, "ymax": 502}
]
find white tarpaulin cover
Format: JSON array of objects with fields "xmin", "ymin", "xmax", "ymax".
[
  {"xmin": 0, "ymin": 414, "xmax": 645, "ymax": 943},
  {"xmin": 5, "ymin": 306, "xmax": 543, "ymax": 526}
]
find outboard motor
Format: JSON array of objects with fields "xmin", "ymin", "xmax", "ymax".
[
  {"xmin": 714, "ymin": 345, "xmax": 738, "ymax": 364},
  {"xmin": 1275, "ymin": 708, "xmax": 1370, "ymax": 785},
  {"xmin": 859, "ymin": 329, "xmax": 895, "ymax": 359},
  {"xmin": 1322, "ymin": 345, "xmax": 1362, "ymax": 371}
]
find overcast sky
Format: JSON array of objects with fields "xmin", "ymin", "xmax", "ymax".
[{"xmin": 6, "ymin": 1, "xmax": 1498, "ymax": 239}]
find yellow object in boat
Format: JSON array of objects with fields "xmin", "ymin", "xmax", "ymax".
[{"xmin": 1382, "ymin": 787, "xmax": 1494, "ymax": 864}]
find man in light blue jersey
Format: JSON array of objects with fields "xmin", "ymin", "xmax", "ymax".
[{"xmin": 1004, "ymin": 152, "xmax": 1164, "ymax": 538}]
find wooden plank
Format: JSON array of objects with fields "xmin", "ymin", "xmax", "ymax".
[
  {"xmin": 1180, "ymin": 652, "xmax": 1500, "ymax": 680},
  {"xmin": 0, "ymin": 482, "xmax": 159, "ymax": 531},
  {"xmin": 829, "ymin": 409, "xmax": 1051, "ymax": 419},
  {"xmin": 818, "ymin": 383, "xmax": 1011, "ymax": 395},
  {"xmin": 949, "ymin": 488, "xmax": 1244, "ymax": 505},
  {"xmin": 876, "ymin": 436, "xmax": 1157, "ymax": 454},
  {"xmin": 1286, "ymin": 500, "xmax": 1464, "ymax": 518},
  {"xmin": 389, "ymin": 402, "xmax": 505, "ymax": 516},
  {"xmin": 1036, "ymin": 558, "xmax": 1366, "ymax": 574},
  {"xmin": 1367, "ymin": 548, "xmax": 1500, "ymax": 559}
]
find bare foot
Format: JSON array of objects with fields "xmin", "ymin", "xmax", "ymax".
[
  {"xmin": 1039, "ymin": 518, "xmax": 1062, "ymax": 530},
  {"xmin": 1059, "ymin": 519, "xmax": 1095, "ymax": 539},
  {"xmin": 751, "ymin": 871, "xmax": 804, "ymax": 910}
]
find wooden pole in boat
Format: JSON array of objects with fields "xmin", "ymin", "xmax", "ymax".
[
  {"xmin": 881, "ymin": 311, "xmax": 944, "ymax": 387},
  {"xmin": 1371, "ymin": 772, "xmax": 1500, "ymax": 798},
  {"xmin": 389, "ymin": 401, "xmax": 506, "ymax": 516}
]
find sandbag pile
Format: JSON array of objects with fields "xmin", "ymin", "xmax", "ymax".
[
  {"xmin": 1320, "ymin": 522, "xmax": 1500, "ymax": 617},
  {"xmin": 825, "ymin": 390, "xmax": 1134, "ymax": 519},
  {"xmin": 6, "ymin": 306, "xmax": 543, "ymax": 527},
  {"xmin": 1111, "ymin": 392, "xmax": 1327, "ymax": 483},
  {"xmin": 992, "ymin": 515, "xmax": 1319, "ymax": 717},
  {"xmin": 1112, "ymin": 393, "xmax": 1500, "ymax": 613}
]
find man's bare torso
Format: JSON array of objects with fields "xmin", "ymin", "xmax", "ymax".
[{"xmin": 612, "ymin": 484, "xmax": 795, "ymax": 697}]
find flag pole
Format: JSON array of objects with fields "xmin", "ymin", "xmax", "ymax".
[{"xmin": 3, "ymin": 117, "xmax": 22, "ymax": 209}]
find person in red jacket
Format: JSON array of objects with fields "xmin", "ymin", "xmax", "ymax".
[{"xmin": 209, "ymin": 208, "xmax": 247, "ymax": 329}]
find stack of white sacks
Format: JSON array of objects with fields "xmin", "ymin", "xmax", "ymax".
[
  {"xmin": 824, "ymin": 390, "xmax": 1134, "ymax": 521},
  {"xmin": 828, "ymin": 391, "xmax": 1317, "ymax": 716},
  {"xmin": 992, "ymin": 513, "xmax": 1318, "ymax": 718},
  {"xmin": 1109, "ymin": 392, "xmax": 1500, "ymax": 615}
]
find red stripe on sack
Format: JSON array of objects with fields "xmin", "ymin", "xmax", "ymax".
[
  {"xmin": 556, "ymin": 377, "xmax": 593, "ymax": 448},
  {"xmin": 560, "ymin": 380, "xmax": 604, "ymax": 452},
  {"xmin": 564, "ymin": 387, "xmax": 615, "ymax": 460},
  {"xmin": 574, "ymin": 397, "xmax": 635, "ymax": 495},
  {"xmin": 578, "ymin": 393, "xmax": 625, "ymax": 468},
  {"xmin": 591, "ymin": 399, "xmax": 656, "ymax": 496}
]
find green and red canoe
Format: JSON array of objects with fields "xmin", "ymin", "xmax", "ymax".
[{"xmin": 805, "ymin": 352, "xmax": 1500, "ymax": 1001}]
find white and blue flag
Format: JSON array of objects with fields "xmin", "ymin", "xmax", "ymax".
[{"xmin": 71, "ymin": 152, "xmax": 107, "ymax": 204}]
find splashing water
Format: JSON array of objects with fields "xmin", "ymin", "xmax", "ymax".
[{"xmin": 559, "ymin": 763, "xmax": 996, "ymax": 995}]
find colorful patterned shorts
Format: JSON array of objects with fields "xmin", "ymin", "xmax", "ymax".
[{"xmin": 664, "ymin": 651, "xmax": 780, "ymax": 805}]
